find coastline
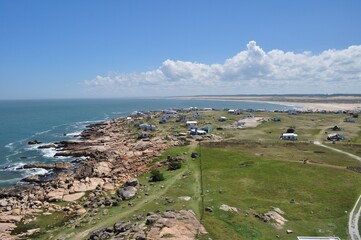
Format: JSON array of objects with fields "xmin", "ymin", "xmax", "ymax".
[
  {"xmin": 0, "ymin": 113, "xmax": 181, "ymax": 239},
  {"xmin": 174, "ymin": 95, "xmax": 361, "ymax": 112}
]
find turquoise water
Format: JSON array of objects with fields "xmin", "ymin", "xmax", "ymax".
[{"xmin": 0, "ymin": 98, "xmax": 293, "ymax": 188}]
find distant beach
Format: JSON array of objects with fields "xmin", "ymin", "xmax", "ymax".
[{"xmin": 175, "ymin": 95, "xmax": 361, "ymax": 112}]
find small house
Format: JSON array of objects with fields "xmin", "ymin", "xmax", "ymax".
[
  {"xmin": 327, "ymin": 133, "xmax": 345, "ymax": 141},
  {"xmin": 138, "ymin": 132, "xmax": 151, "ymax": 139},
  {"xmin": 176, "ymin": 115, "xmax": 187, "ymax": 122},
  {"xmin": 228, "ymin": 109, "xmax": 242, "ymax": 115},
  {"xmin": 186, "ymin": 121, "xmax": 198, "ymax": 128},
  {"xmin": 139, "ymin": 123, "xmax": 156, "ymax": 131},
  {"xmin": 159, "ymin": 115, "xmax": 169, "ymax": 124},
  {"xmin": 193, "ymin": 112, "xmax": 201, "ymax": 118},
  {"xmin": 190, "ymin": 128, "xmax": 207, "ymax": 135},
  {"xmin": 218, "ymin": 116, "xmax": 227, "ymax": 122},
  {"xmin": 281, "ymin": 133, "xmax": 298, "ymax": 140},
  {"xmin": 159, "ymin": 117, "xmax": 167, "ymax": 124},
  {"xmin": 131, "ymin": 111, "xmax": 144, "ymax": 116},
  {"xmin": 201, "ymin": 126, "xmax": 213, "ymax": 133},
  {"xmin": 288, "ymin": 110, "xmax": 298, "ymax": 115},
  {"xmin": 331, "ymin": 125, "xmax": 341, "ymax": 131},
  {"xmin": 345, "ymin": 117, "xmax": 356, "ymax": 123},
  {"xmin": 163, "ymin": 109, "xmax": 177, "ymax": 115},
  {"xmin": 286, "ymin": 127, "xmax": 296, "ymax": 133}
]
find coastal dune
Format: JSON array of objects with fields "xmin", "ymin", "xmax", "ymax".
[{"xmin": 177, "ymin": 95, "xmax": 361, "ymax": 112}]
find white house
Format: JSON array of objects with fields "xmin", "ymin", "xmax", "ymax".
[
  {"xmin": 218, "ymin": 116, "xmax": 227, "ymax": 122},
  {"xmin": 281, "ymin": 133, "xmax": 298, "ymax": 140},
  {"xmin": 190, "ymin": 129, "xmax": 207, "ymax": 135},
  {"xmin": 186, "ymin": 121, "xmax": 198, "ymax": 128}
]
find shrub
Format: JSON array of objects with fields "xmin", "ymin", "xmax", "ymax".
[
  {"xmin": 149, "ymin": 170, "xmax": 164, "ymax": 182},
  {"xmin": 168, "ymin": 161, "xmax": 182, "ymax": 171}
]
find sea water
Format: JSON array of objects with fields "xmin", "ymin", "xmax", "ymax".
[{"xmin": 0, "ymin": 98, "xmax": 294, "ymax": 188}]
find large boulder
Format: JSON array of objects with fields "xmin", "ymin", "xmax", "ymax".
[
  {"xmin": 113, "ymin": 221, "xmax": 131, "ymax": 233},
  {"xmin": 0, "ymin": 199, "xmax": 8, "ymax": 207},
  {"xmin": 38, "ymin": 144, "xmax": 56, "ymax": 149},
  {"xmin": 118, "ymin": 186, "xmax": 137, "ymax": 200},
  {"xmin": 46, "ymin": 189, "xmax": 65, "ymax": 202},
  {"xmin": 28, "ymin": 140, "xmax": 42, "ymax": 145},
  {"xmin": 54, "ymin": 162, "xmax": 73, "ymax": 170},
  {"xmin": 0, "ymin": 215, "xmax": 23, "ymax": 223},
  {"xmin": 22, "ymin": 175, "xmax": 42, "ymax": 183},
  {"xmin": 124, "ymin": 178, "xmax": 139, "ymax": 187},
  {"xmin": 62, "ymin": 192, "xmax": 85, "ymax": 202},
  {"xmin": 93, "ymin": 162, "xmax": 112, "ymax": 176}
]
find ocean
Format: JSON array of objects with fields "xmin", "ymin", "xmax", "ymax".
[{"xmin": 0, "ymin": 98, "xmax": 294, "ymax": 188}]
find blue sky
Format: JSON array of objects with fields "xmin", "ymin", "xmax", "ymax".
[{"xmin": 0, "ymin": 0, "xmax": 361, "ymax": 99}]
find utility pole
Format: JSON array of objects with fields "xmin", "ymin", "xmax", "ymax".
[{"xmin": 199, "ymin": 140, "xmax": 205, "ymax": 220}]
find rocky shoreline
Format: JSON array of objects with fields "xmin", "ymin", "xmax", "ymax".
[{"xmin": 0, "ymin": 112, "xmax": 182, "ymax": 239}]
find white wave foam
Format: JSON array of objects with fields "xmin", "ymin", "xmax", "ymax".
[
  {"xmin": 40, "ymin": 148, "xmax": 57, "ymax": 158},
  {"xmin": 1, "ymin": 162, "xmax": 49, "ymax": 175},
  {"xmin": 0, "ymin": 177, "xmax": 23, "ymax": 184},
  {"xmin": 26, "ymin": 143, "xmax": 57, "ymax": 158},
  {"xmin": 35, "ymin": 129, "xmax": 51, "ymax": 135},
  {"xmin": 65, "ymin": 131, "xmax": 82, "ymax": 137},
  {"xmin": 4, "ymin": 137, "xmax": 28, "ymax": 150},
  {"xmin": 52, "ymin": 156, "xmax": 72, "ymax": 161},
  {"xmin": 111, "ymin": 112, "xmax": 123, "ymax": 115},
  {"xmin": 21, "ymin": 168, "xmax": 48, "ymax": 176},
  {"xmin": 5, "ymin": 149, "xmax": 23, "ymax": 164},
  {"xmin": 5, "ymin": 142, "xmax": 14, "ymax": 150},
  {"xmin": 75, "ymin": 119, "xmax": 104, "ymax": 125},
  {"xmin": 26, "ymin": 144, "xmax": 39, "ymax": 151},
  {"xmin": 0, "ymin": 162, "xmax": 25, "ymax": 171}
]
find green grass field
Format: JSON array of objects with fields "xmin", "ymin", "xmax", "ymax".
[{"xmin": 200, "ymin": 143, "xmax": 361, "ymax": 239}]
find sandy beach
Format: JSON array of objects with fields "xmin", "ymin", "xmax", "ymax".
[{"xmin": 176, "ymin": 95, "xmax": 361, "ymax": 112}]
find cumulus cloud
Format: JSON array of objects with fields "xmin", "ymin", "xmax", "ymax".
[{"xmin": 85, "ymin": 41, "xmax": 361, "ymax": 96}]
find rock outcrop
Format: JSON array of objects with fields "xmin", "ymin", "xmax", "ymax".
[
  {"xmin": 89, "ymin": 210, "xmax": 207, "ymax": 240},
  {"xmin": 0, "ymin": 113, "xmax": 180, "ymax": 239}
]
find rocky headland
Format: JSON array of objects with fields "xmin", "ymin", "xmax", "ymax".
[{"xmin": 0, "ymin": 112, "xmax": 183, "ymax": 239}]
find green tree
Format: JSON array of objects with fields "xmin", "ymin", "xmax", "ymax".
[
  {"xmin": 168, "ymin": 161, "xmax": 182, "ymax": 171},
  {"xmin": 149, "ymin": 170, "xmax": 164, "ymax": 182}
]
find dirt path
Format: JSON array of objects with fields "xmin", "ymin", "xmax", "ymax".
[
  {"xmin": 54, "ymin": 169, "xmax": 188, "ymax": 240},
  {"xmin": 349, "ymin": 195, "xmax": 361, "ymax": 240},
  {"xmin": 189, "ymin": 143, "xmax": 202, "ymax": 217},
  {"xmin": 313, "ymin": 141, "xmax": 361, "ymax": 239},
  {"xmin": 314, "ymin": 141, "xmax": 361, "ymax": 162}
]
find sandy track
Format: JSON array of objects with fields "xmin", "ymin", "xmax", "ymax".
[{"xmin": 314, "ymin": 141, "xmax": 361, "ymax": 239}]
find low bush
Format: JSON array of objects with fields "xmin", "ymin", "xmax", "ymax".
[{"xmin": 149, "ymin": 170, "xmax": 164, "ymax": 182}]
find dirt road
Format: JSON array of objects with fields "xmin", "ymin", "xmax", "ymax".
[{"xmin": 314, "ymin": 141, "xmax": 361, "ymax": 240}]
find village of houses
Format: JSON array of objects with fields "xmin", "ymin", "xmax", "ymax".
[{"xmin": 129, "ymin": 106, "xmax": 359, "ymax": 145}]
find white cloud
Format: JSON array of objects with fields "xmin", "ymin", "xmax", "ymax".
[{"xmin": 84, "ymin": 41, "xmax": 361, "ymax": 96}]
